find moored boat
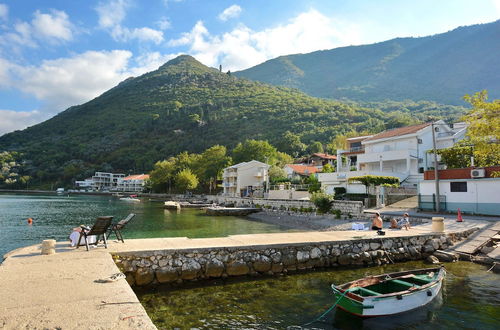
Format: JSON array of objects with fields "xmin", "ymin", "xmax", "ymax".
[
  {"xmin": 119, "ymin": 195, "xmax": 140, "ymax": 202},
  {"xmin": 331, "ymin": 266, "xmax": 445, "ymax": 317},
  {"xmin": 164, "ymin": 201, "xmax": 181, "ymax": 209}
]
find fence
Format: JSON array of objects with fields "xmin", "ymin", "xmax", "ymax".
[{"xmin": 418, "ymin": 194, "xmax": 447, "ymax": 211}]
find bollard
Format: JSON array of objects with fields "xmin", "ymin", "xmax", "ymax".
[
  {"xmin": 41, "ymin": 239, "xmax": 56, "ymax": 255},
  {"xmin": 431, "ymin": 217, "xmax": 445, "ymax": 233}
]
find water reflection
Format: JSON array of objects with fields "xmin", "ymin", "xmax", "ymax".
[{"xmin": 136, "ymin": 261, "xmax": 500, "ymax": 329}]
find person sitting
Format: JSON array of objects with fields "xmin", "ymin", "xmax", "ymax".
[
  {"xmin": 390, "ymin": 218, "xmax": 399, "ymax": 229},
  {"xmin": 371, "ymin": 212, "xmax": 383, "ymax": 230},
  {"xmin": 397, "ymin": 213, "xmax": 411, "ymax": 230}
]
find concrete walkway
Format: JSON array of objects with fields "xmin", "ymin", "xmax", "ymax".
[
  {"xmin": 365, "ymin": 207, "xmax": 500, "ymax": 222},
  {"xmin": 0, "ymin": 219, "xmax": 488, "ymax": 329}
]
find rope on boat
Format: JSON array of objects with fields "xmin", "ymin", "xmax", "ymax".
[
  {"xmin": 300, "ymin": 287, "xmax": 351, "ymax": 327},
  {"xmin": 486, "ymin": 262, "xmax": 498, "ymax": 272}
]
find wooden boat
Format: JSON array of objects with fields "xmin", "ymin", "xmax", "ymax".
[
  {"xmin": 331, "ymin": 266, "xmax": 445, "ymax": 317},
  {"xmin": 205, "ymin": 207, "xmax": 260, "ymax": 216}
]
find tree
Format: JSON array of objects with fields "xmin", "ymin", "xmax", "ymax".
[
  {"xmin": 174, "ymin": 169, "xmax": 199, "ymax": 192},
  {"xmin": 348, "ymin": 175, "xmax": 400, "ymax": 193},
  {"xmin": 149, "ymin": 160, "xmax": 176, "ymax": 192},
  {"xmin": 275, "ymin": 151, "xmax": 293, "ymax": 168},
  {"xmin": 196, "ymin": 145, "xmax": 232, "ymax": 192},
  {"xmin": 307, "ymin": 141, "xmax": 324, "ymax": 154},
  {"xmin": 307, "ymin": 174, "xmax": 321, "ymax": 193},
  {"xmin": 276, "ymin": 131, "xmax": 306, "ymax": 156},
  {"xmin": 435, "ymin": 143, "xmax": 473, "ymax": 168},
  {"xmin": 232, "ymin": 139, "xmax": 278, "ymax": 164},
  {"xmin": 322, "ymin": 163, "xmax": 335, "ymax": 173},
  {"xmin": 462, "ymin": 91, "xmax": 500, "ymax": 166},
  {"xmin": 268, "ymin": 165, "xmax": 287, "ymax": 182}
]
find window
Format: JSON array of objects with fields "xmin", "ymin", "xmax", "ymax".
[{"xmin": 450, "ymin": 182, "xmax": 467, "ymax": 192}]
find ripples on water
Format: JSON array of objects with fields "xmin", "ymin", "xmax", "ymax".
[
  {"xmin": 0, "ymin": 193, "xmax": 291, "ymax": 258},
  {"xmin": 135, "ymin": 261, "xmax": 500, "ymax": 329}
]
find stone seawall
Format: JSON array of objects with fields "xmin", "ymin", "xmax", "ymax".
[
  {"xmin": 207, "ymin": 196, "xmax": 364, "ymax": 217},
  {"xmin": 113, "ymin": 229, "xmax": 476, "ymax": 287}
]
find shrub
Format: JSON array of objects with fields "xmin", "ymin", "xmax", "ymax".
[
  {"xmin": 334, "ymin": 187, "xmax": 346, "ymax": 195},
  {"xmin": 311, "ymin": 192, "xmax": 333, "ymax": 214},
  {"xmin": 330, "ymin": 209, "xmax": 341, "ymax": 219}
]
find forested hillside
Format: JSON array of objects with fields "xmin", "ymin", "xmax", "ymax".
[
  {"xmin": 0, "ymin": 55, "xmax": 469, "ymax": 187},
  {"xmin": 236, "ymin": 20, "xmax": 500, "ymax": 105}
]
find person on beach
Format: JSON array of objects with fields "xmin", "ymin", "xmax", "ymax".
[
  {"xmin": 371, "ymin": 212, "xmax": 383, "ymax": 230},
  {"xmin": 397, "ymin": 213, "xmax": 411, "ymax": 230}
]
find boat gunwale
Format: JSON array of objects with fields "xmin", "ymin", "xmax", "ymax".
[{"xmin": 333, "ymin": 266, "xmax": 445, "ymax": 301}]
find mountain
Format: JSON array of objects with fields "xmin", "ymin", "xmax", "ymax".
[
  {"xmin": 235, "ymin": 20, "xmax": 500, "ymax": 105},
  {"xmin": 1, "ymin": 55, "xmax": 416, "ymax": 185}
]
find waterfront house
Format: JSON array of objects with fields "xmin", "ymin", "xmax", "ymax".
[
  {"xmin": 318, "ymin": 121, "xmax": 467, "ymax": 194},
  {"xmin": 116, "ymin": 174, "xmax": 150, "ymax": 192},
  {"xmin": 222, "ymin": 160, "xmax": 269, "ymax": 197},
  {"xmin": 306, "ymin": 153, "xmax": 337, "ymax": 167},
  {"xmin": 283, "ymin": 164, "xmax": 321, "ymax": 180},
  {"xmin": 418, "ymin": 166, "xmax": 500, "ymax": 215},
  {"xmin": 91, "ymin": 172, "xmax": 125, "ymax": 191},
  {"xmin": 75, "ymin": 178, "xmax": 93, "ymax": 190}
]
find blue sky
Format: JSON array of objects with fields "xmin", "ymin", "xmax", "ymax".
[{"xmin": 0, "ymin": 0, "xmax": 499, "ymax": 135}]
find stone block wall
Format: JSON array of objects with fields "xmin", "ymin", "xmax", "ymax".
[
  {"xmin": 207, "ymin": 196, "xmax": 364, "ymax": 217},
  {"xmin": 113, "ymin": 228, "xmax": 476, "ymax": 287}
]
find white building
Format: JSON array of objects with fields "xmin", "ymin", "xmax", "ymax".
[
  {"xmin": 116, "ymin": 174, "xmax": 150, "ymax": 192},
  {"xmin": 318, "ymin": 121, "xmax": 467, "ymax": 194},
  {"xmin": 91, "ymin": 172, "xmax": 125, "ymax": 191},
  {"xmin": 222, "ymin": 160, "xmax": 270, "ymax": 197},
  {"xmin": 419, "ymin": 167, "xmax": 500, "ymax": 216},
  {"xmin": 75, "ymin": 178, "xmax": 93, "ymax": 190}
]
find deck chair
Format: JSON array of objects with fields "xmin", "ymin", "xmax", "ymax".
[
  {"xmin": 107, "ymin": 213, "xmax": 135, "ymax": 243},
  {"xmin": 76, "ymin": 216, "xmax": 113, "ymax": 251}
]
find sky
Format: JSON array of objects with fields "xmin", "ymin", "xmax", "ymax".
[{"xmin": 0, "ymin": 0, "xmax": 499, "ymax": 136}]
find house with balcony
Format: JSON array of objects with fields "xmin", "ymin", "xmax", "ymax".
[
  {"xmin": 116, "ymin": 174, "xmax": 150, "ymax": 192},
  {"xmin": 91, "ymin": 172, "xmax": 125, "ymax": 191},
  {"xmin": 319, "ymin": 121, "xmax": 467, "ymax": 194},
  {"xmin": 222, "ymin": 160, "xmax": 270, "ymax": 197}
]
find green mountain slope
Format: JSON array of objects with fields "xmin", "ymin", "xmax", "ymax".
[
  {"xmin": 235, "ymin": 20, "xmax": 500, "ymax": 105},
  {"xmin": 2, "ymin": 55, "xmax": 415, "ymax": 184}
]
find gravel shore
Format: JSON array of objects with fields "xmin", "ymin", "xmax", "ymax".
[{"xmin": 246, "ymin": 211, "xmax": 371, "ymax": 231}]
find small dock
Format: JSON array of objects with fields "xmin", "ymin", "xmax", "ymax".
[{"xmin": 451, "ymin": 222, "xmax": 500, "ymax": 255}]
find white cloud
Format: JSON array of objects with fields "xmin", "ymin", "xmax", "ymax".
[
  {"xmin": 32, "ymin": 10, "xmax": 73, "ymax": 42},
  {"xmin": 157, "ymin": 17, "xmax": 171, "ymax": 30},
  {"xmin": 96, "ymin": 0, "xmax": 128, "ymax": 28},
  {"xmin": 95, "ymin": 0, "xmax": 164, "ymax": 44},
  {"xmin": 0, "ymin": 9, "xmax": 74, "ymax": 50},
  {"xmin": 0, "ymin": 109, "xmax": 49, "ymax": 136},
  {"xmin": 0, "ymin": 3, "xmax": 8, "ymax": 22},
  {"xmin": 218, "ymin": 4, "xmax": 242, "ymax": 21},
  {"xmin": 168, "ymin": 9, "xmax": 360, "ymax": 71},
  {"xmin": 111, "ymin": 26, "xmax": 164, "ymax": 44}
]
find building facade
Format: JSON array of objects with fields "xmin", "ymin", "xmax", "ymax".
[
  {"xmin": 91, "ymin": 172, "xmax": 125, "ymax": 191},
  {"xmin": 222, "ymin": 160, "xmax": 269, "ymax": 197},
  {"xmin": 116, "ymin": 174, "xmax": 150, "ymax": 192},
  {"xmin": 419, "ymin": 166, "xmax": 500, "ymax": 215},
  {"xmin": 319, "ymin": 121, "xmax": 467, "ymax": 194}
]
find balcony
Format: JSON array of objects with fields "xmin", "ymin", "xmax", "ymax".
[
  {"xmin": 358, "ymin": 149, "xmax": 417, "ymax": 163},
  {"xmin": 223, "ymin": 171, "xmax": 237, "ymax": 178},
  {"xmin": 224, "ymin": 182, "xmax": 236, "ymax": 187}
]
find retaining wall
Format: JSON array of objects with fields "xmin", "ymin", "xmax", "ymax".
[
  {"xmin": 206, "ymin": 196, "xmax": 364, "ymax": 217},
  {"xmin": 113, "ymin": 229, "xmax": 476, "ymax": 287}
]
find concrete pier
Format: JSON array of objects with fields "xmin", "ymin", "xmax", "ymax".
[{"xmin": 0, "ymin": 219, "xmax": 487, "ymax": 329}]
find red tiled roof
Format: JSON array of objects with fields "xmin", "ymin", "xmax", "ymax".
[
  {"xmin": 285, "ymin": 164, "xmax": 321, "ymax": 175},
  {"xmin": 311, "ymin": 153, "xmax": 337, "ymax": 160},
  {"xmin": 363, "ymin": 122, "xmax": 432, "ymax": 142},
  {"xmin": 123, "ymin": 174, "xmax": 150, "ymax": 181}
]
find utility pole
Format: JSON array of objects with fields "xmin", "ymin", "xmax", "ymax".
[{"xmin": 431, "ymin": 123, "xmax": 440, "ymax": 212}]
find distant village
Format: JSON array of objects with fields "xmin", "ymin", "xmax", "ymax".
[{"xmin": 75, "ymin": 120, "xmax": 498, "ymax": 216}]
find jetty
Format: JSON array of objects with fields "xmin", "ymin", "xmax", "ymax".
[{"xmin": 0, "ymin": 219, "xmax": 489, "ymax": 329}]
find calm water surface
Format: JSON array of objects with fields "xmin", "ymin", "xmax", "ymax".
[
  {"xmin": 136, "ymin": 261, "xmax": 500, "ymax": 329},
  {"xmin": 0, "ymin": 193, "xmax": 291, "ymax": 258}
]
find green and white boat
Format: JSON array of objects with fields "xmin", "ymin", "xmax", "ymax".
[{"xmin": 331, "ymin": 266, "xmax": 445, "ymax": 317}]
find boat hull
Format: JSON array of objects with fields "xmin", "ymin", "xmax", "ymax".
[
  {"xmin": 332, "ymin": 267, "xmax": 445, "ymax": 317},
  {"xmin": 334, "ymin": 280, "xmax": 442, "ymax": 317}
]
